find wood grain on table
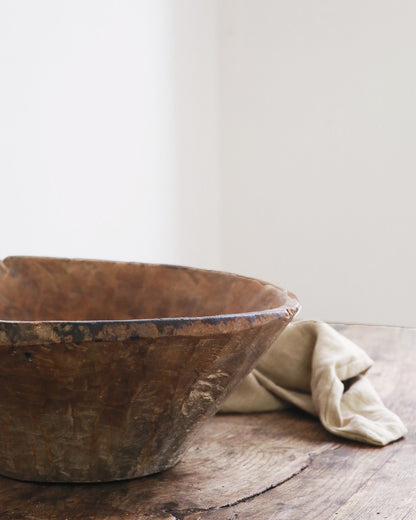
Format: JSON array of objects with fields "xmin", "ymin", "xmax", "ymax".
[{"xmin": 0, "ymin": 324, "xmax": 414, "ymax": 520}]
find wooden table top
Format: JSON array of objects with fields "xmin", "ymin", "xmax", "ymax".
[{"xmin": 1, "ymin": 324, "xmax": 414, "ymax": 520}]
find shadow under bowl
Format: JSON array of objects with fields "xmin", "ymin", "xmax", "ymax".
[{"xmin": 0, "ymin": 256, "xmax": 299, "ymax": 482}]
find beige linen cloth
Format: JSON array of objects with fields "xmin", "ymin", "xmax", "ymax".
[{"xmin": 220, "ymin": 321, "xmax": 407, "ymax": 446}]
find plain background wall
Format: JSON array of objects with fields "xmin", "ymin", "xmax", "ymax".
[
  {"xmin": 1, "ymin": 1, "xmax": 415, "ymax": 325},
  {"xmin": 219, "ymin": 1, "xmax": 416, "ymax": 326},
  {"xmin": 0, "ymin": 0, "xmax": 221, "ymax": 268}
]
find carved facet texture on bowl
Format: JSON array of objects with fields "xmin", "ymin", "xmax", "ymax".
[{"xmin": 0, "ymin": 257, "xmax": 299, "ymax": 482}]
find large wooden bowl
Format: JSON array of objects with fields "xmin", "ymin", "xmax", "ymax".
[{"xmin": 0, "ymin": 257, "xmax": 299, "ymax": 482}]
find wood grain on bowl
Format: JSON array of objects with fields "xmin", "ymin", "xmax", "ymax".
[{"xmin": 0, "ymin": 257, "xmax": 299, "ymax": 482}]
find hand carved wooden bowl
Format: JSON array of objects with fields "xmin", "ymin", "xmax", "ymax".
[{"xmin": 0, "ymin": 256, "xmax": 299, "ymax": 483}]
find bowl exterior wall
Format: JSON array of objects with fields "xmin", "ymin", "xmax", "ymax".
[{"xmin": 0, "ymin": 318, "xmax": 289, "ymax": 482}]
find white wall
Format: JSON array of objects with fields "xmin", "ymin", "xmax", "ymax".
[
  {"xmin": 218, "ymin": 1, "xmax": 416, "ymax": 326},
  {"xmin": 0, "ymin": 0, "xmax": 221, "ymax": 268},
  {"xmin": 170, "ymin": 2, "xmax": 221, "ymax": 269},
  {"xmin": 1, "ymin": 1, "xmax": 415, "ymax": 326}
]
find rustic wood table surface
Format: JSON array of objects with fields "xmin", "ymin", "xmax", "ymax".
[{"xmin": 1, "ymin": 324, "xmax": 414, "ymax": 520}]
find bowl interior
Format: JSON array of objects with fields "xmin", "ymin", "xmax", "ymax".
[{"xmin": 0, "ymin": 257, "xmax": 286, "ymax": 322}]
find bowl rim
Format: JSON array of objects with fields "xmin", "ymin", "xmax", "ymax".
[{"xmin": 0, "ymin": 256, "xmax": 300, "ymax": 346}]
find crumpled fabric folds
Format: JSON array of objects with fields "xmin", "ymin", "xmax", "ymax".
[{"xmin": 220, "ymin": 321, "xmax": 407, "ymax": 446}]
